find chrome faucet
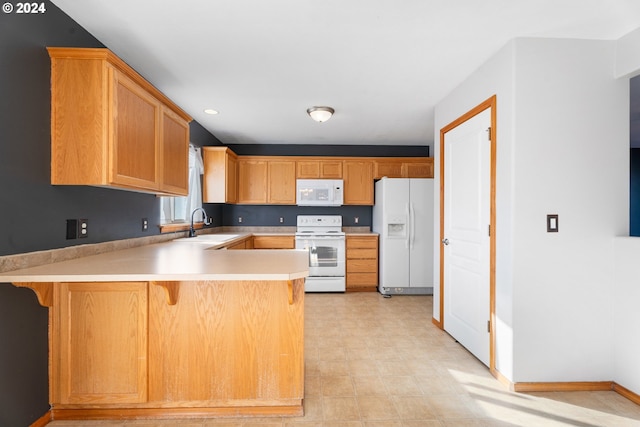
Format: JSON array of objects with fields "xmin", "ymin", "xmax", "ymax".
[{"xmin": 189, "ymin": 207, "xmax": 212, "ymax": 237}]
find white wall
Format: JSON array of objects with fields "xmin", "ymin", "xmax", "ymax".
[
  {"xmin": 511, "ymin": 38, "xmax": 627, "ymax": 382},
  {"xmin": 434, "ymin": 37, "xmax": 629, "ymax": 384},
  {"xmin": 616, "ymin": 27, "xmax": 640, "ymax": 78},
  {"xmin": 434, "ymin": 40, "xmax": 517, "ymax": 380},
  {"xmin": 613, "ymin": 26, "xmax": 640, "ymax": 395}
]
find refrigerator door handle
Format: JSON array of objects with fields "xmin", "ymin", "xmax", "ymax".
[
  {"xmin": 410, "ymin": 202, "xmax": 416, "ymax": 249},
  {"xmin": 405, "ymin": 203, "xmax": 410, "ymax": 249}
]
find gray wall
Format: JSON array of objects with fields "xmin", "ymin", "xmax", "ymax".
[{"xmin": 0, "ymin": 3, "xmax": 221, "ymax": 424}]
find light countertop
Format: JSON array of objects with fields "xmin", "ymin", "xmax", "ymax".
[{"xmin": 0, "ymin": 237, "xmax": 309, "ymax": 283}]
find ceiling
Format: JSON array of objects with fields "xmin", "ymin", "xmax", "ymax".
[{"xmin": 51, "ymin": 0, "xmax": 640, "ymax": 147}]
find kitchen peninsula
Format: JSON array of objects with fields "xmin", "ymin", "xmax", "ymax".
[{"xmin": 0, "ymin": 239, "xmax": 308, "ymax": 421}]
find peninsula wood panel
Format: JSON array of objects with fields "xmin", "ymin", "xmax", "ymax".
[
  {"xmin": 148, "ymin": 280, "xmax": 304, "ymax": 404},
  {"xmin": 52, "ymin": 282, "xmax": 148, "ymax": 404}
]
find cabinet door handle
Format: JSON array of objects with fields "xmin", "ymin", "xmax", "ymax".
[{"xmin": 442, "ymin": 238, "xmax": 450, "ymax": 245}]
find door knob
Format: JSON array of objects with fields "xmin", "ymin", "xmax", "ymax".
[{"xmin": 442, "ymin": 238, "xmax": 450, "ymax": 245}]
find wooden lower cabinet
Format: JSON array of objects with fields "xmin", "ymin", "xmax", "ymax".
[
  {"xmin": 252, "ymin": 235, "xmax": 295, "ymax": 249},
  {"xmin": 346, "ymin": 235, "xmax": 379, "ymax": 292},
  {"xmin": 49, "ymin": 279, "xmax": 305, "ymax": 417},
  {"xmin": 226, "ymin": 237, "xmax": 253, "ymax": 249},
  {"xmin": 51, "ymin": 282, "xmax": 148, "ymax": 404}
]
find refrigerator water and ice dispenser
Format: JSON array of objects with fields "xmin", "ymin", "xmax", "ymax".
[{"xmin": 387, "ymin": 220, "xmax": 407, "ymax": 238}]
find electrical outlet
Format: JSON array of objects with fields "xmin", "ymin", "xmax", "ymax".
[
  {"xmin": 279, "ymin": 217, "xmax": 284, "ymax": 223},
  {"xmin": 79, "ymin": 219, "xmax": 88, "ymax": 238},
  {"xmin": 238, "ymin": 216, "xmax": 243, "ymax": 223},
  {"xmin": 142, "ymin": 218, "xmax": 148, "ymax": 231},
  {"xmin": 354, "ymin": 217, "xmax": 359, "ymax": 224}
]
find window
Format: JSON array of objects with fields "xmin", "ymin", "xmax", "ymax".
[{"xmin": 160, "ymin": 144, "xmax": 205, "ymax": 224}]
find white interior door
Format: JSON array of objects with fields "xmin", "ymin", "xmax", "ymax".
[{"xmin": 442, "ymin": 108, "xmax": 491, "ymax": 366}]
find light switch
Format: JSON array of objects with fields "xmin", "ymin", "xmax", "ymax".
[{"xmin": 547, "ymin": 214, "xmax": 558, "ymax": 232}]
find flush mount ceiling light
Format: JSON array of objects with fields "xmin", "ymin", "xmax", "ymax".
[
  {"xmin": 307, "ymin": 106, "xmax": 334, "ymax": 123},
  {"xmin": 204, "ymin": 108, "xmax": 219, "ymax": 115}
]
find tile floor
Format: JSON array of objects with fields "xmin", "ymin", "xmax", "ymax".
[{"xmin": 49, "ymin": 293, "xmax": 640, "ymax": 427}]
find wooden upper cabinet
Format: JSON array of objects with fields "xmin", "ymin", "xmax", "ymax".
[
  {"xmin": 238, "ymin": 159, "xmax": 268, "ymax": 204},
  {"xmin": 343, "ymin": 160, "xmax": 374, "ymax": 205},
  {"xmin": 296, "ymin": 160, "xmax": 342, "ymax": 178},
  {"xmin": 374, "ymin": 157, "xmax": 433, "ymax": 179},
  {"xmin": 48, "ymin": 48, "xmax": 191, "ymax": 196},
  {"xmin": 268, "ymin": 160, "xmax": 296, "ymax": 204},
  {"xmin": 203, "ymin": 152, "xmax": 433, "ymax": 206},
  {"xmin": 203, "ymin": 147, "xmax": 238, "ymax": 203}
]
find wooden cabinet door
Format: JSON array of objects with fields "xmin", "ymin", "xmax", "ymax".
[
  {"xmin": 343, "ymin": 160, "xmax": 374, "ymax": 205},
  {"xmin": 403, "ymin": 160, "xmax": 434, "ymax": 178},
  {"xmin": 227, "ymin": 154, "xmax": 238, "ymax": 202},
  {"xmin": 160, "ymin": 107, "xmax": 189, "ymax": 195},
  {"xmin": 320, "ymin": 160, "xmax": 343, "ymax": 178},
  {"xmin": 375, "ymin": 160, "xmax": 404, "ymax": 179},
  {"xmin": 296, "ymin": 160, "xmax": 320, "ymax": 178},
  {"xmin": 110, "ymin": 69, "xmax": 160, "ymax": 191},
  {"xmin": 268, "ymin": 160, "xmax": 296, "ymax": 204},
  {"xmin": 238, "ymin": 159, "xmax": 268, "ymax": 203},
  {"xmin": 203, "ymin": 147, "xmax": 238, "ymax": 203},
  {"xmin": 52, "ymin": 282, "xmax": 148, "ymax": 404},
  {"xmin": 296, "ymin": 160, "xmax": 342, "ymax": 178}
]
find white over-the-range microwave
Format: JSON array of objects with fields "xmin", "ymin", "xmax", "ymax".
[{"xmin": 296, "ymin": 179, "xmax": 343, "ymax": 206}]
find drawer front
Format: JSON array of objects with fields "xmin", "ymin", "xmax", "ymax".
[
  {"xmin": 347, "ymin": 259, "xmax": 377, "ymax": 273},
  {"xmin": 347, "ymin": 272, "xmax": 378, "ymax": 286},
  {"xmin": 253, "ymin": 235, "xmax": 295, "ymax": 249},
  {"xmin": 346, "ymin": 236, "xmax": 378, "ymax": 249},
  {"xmin": 347, "ymin": 248, "xmax": 377, "ymax": 259}
]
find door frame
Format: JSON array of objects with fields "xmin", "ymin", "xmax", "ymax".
[{"xmin": 438, "ymin": 95, "xmax": 497, "ymax": 374}]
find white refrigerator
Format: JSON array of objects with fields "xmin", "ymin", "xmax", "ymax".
[{"xmin": 372, "ymin": 177, "xmax": 434, "ymax": 295}]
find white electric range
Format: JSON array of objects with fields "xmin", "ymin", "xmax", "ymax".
[{"xmin": 294, "ymin": 215, "xmax": 346, "ymax": 292}]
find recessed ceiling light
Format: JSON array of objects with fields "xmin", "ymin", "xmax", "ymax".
[{"xmin": 204, "ymin": 109, "xmax": 219, "ymax": 115}]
